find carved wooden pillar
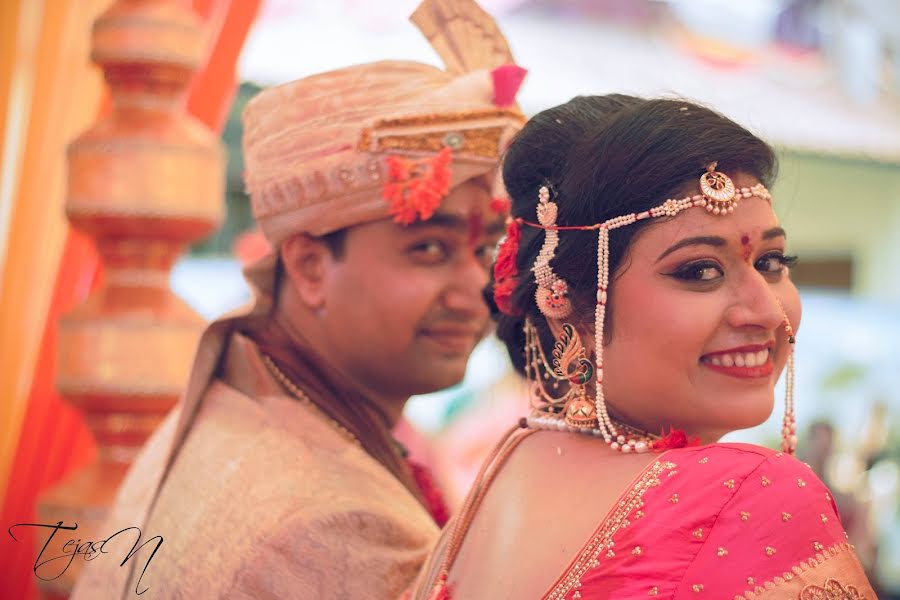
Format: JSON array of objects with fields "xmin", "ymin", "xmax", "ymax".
[{"xmin": 35, "ymin": 1, "xmax": 223, "ymax": 596}]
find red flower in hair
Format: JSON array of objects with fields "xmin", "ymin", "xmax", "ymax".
[
  {"xmin": 384, "ymin": 147, "xmax": 453, "ymax": 225},
  {"xmin": 493, "ymin": 277, "xmax": 518, "ymax": 316},
  {"xmin": 492, "ymin": 219, "xmax": 522, "ymax": 315},
  {"xmin": 489, "ymin": 196, "xmax": 511, "ymax": 215}
]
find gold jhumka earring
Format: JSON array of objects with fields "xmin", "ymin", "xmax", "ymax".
[
  {"xmin": 520, "ymin": 163, "xmax": 799, "ymax": 455},
  {"xmin": 524, "ymin": 320, "xmax": 599, "ymax": 431}
]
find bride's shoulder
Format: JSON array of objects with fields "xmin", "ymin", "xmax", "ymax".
[{"xmin": 655, "ymin": 442, "xmax": 828, "ymax": 495}]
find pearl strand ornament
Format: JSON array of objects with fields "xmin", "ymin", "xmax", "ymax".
[{"xmin": 519, "ymin": 163, "xmax": 797, "ymax": 455}]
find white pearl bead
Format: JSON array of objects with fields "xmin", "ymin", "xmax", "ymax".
[
  {"xmin": 635, "ymin": 441, "xmax": 648, "ymax": 453},
  {"xmin": 622, "ymin": 444, "xmax": 632, "ymax": 453},
  {"xmin": 610, "ymin": 442, "xmax": 620, "ymax": 451}
]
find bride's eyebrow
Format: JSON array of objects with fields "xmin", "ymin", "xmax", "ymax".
[
  {"xmin": 655, "ymin": 226, "xmax": 787, "ymax": 263},
  {"xmin": 762, "ymin": 227, "xmax": 786, "ymax": 240},
  {"xmin": 655, "ymin": 235, "xmax": 726, "ymax": 263}
]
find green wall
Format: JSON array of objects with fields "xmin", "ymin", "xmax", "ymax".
[{"xmin": 774, "ymin": 150, "xmax": 900, "ymax": 303}]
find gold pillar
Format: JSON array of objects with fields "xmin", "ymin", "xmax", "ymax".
[{"xmin": 35, "ymin": 1, "xmax": 223, "ymax": 596}]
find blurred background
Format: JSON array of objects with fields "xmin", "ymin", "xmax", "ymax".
[{"xmin": 1, "ymin": 0, "xmax": 899, "ymax": 598}]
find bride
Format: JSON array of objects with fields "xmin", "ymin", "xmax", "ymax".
[{"xmin": 410, "ymin": 95, "xmax": 875, "ymax": 599}]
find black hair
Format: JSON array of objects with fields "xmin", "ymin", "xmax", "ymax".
[
  {"xmin": 321, "ymin": 228, "xmax": 347, "ymax": 258},
  {"xmin": 490, "ymin": 95, "xmax": 777, "ymax": 373}
]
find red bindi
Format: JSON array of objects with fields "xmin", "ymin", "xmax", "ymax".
[{"xmin": 740, "ymin": 235, "xmax": 752, "ymax": 261}]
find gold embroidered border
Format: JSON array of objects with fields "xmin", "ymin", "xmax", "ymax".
[
  {"xmin": 369, "ymin": 108, "xmax": 526, "ymax": 130},
  {"xmin": 356, "ymin": 108, "xmax": 525, "ymax": 157},
  {"xmin": 734, "ymin": 542, "xmax": 869, "ymax": 600},
  {"xmin": 545, "ymin": 460, "xmax": 678, "ymax": 600},
  {"xmin": 371, "ymin": 127, "xmax": 505, "ymax": 158}
]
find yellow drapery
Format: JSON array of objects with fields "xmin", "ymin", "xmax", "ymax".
[{"xmin": 0, "ymin": 0, "xmax": 109, "ymax": 498}]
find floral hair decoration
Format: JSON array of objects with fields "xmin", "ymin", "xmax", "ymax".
[{"xmin": 492, "ymin": 217, "xmax": 522, "ymax": 316}]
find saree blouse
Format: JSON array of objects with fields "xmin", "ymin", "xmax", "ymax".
[{"xmin": 414, "ymin": 441, "xmax": 875, "ymax": 599}]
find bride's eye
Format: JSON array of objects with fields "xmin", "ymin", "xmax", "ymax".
[
  {"xmin": 755, "ymin": 252, "xmax": 798, "ymax": 275},
  {"xmin": 669, "ymin": 260, "xmax": 724, "ymax": 282}
]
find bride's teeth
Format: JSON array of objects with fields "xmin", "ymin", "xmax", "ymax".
[
  {"xmin": 745, "ymin": 353, "xmax": 757, "ymax": 367},
  {"xmin": 710, "ymin": 356, "xmax": 722, "ymax": 366},
  {"xmin": 756, "ymin": 350, "xmax": 768, "ymax": 364},
  {"xmin": 734, "ymin": 354, "xmax": 745, "ymax": 367},
  {"xmin": 721, "ymin": 354, "xmax": 735, "ymax": 367}
]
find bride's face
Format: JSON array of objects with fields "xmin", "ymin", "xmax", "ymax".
[{"xmin": 600, "ymin": 173, "xmax": 801, "ymax": 443}]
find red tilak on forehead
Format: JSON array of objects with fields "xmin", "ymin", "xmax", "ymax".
[
  {"xmin": 741, "ymin": 235, "xmax": 752, "ymax": 261},
  {"xmin": 468, "ymin": 211, "xmax": 484, "ymax": 246}
]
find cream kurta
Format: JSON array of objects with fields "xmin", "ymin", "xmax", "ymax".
[{"xmin": 71, "ymin": 334, "xmax": 438, "ymax": 599}]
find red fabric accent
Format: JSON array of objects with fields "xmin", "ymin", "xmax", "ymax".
[
  {"xmin": 491, "ymin": 64, "xmax": 527, "ymax": 107},
  {"xmin": 0, "ymin": 229, "xmax": 99, "ymax": 600},
  {"xmin": 407, "ymin": 458, "xmax": 450, "ymax": 528},
  {"xmin": 426, "ymin": 572, "xmax": 451, "ymax": 600},
  {"xmin": 384, "ymin": 147, "xmax": 453, "ymax": 225},
  {"xmin": 492, "ymin": 218, "xmax": 522, "ymax": 315},
  {"xmin": 652, "ymin": 427, "xmax": 701, "ymax": 451},
  {"xmin": 187, "ymin": 0, "xmax": 263, "ymax": 131}
]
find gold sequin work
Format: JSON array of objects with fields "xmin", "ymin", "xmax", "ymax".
[
  {"xmin": 648, "ymin": 586, "xmax": 659, "ymax": 596},
  {"xmin": 741, "ymin": 511, "xmax": 751, "ymax": 521},
  {"xmin": 782, "ymin": 512, "xmax": 792, "ymax": 522},
  {"xmin": 724, "ymin": 479, "xmax": 735, "ymax": 489},
  {"xmin": 717, "ymin": 547, "xmax": 729, "ymax": 557},
  {"xmin": 761, "ymin": 476, "xmax": 771, "ymax": 487},
  {"xmin": 699, "ymin": 456, "xmax": 709, "ymax": 464},
  {"xmin": 545, "ymin": 461, "xmax": 677, "ymax": 600},
  {"xmin": 798, "ymin": 478, "xmax": 807, "ymax": 487},
  {"xmin": 765, "ymin": 546, "xmax": 777, "ymax": 556},
  {"xmin": 692, "ymin": 584, "xmax": 705, "ymax": 592},
  {"xmin": 693, "ymin": 528, "xmax": 704, "ymax": 539},
  {"xmin": 800, "ymin": 578, "xmax": 867, "ymax": 600}
]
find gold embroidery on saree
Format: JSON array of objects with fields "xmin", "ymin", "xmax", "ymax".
[
  {"xmin": 799, "ymin": 578, "xmax": 866, "ymax": 599},
  {"xmin": 545, "ymin": 460, "xmax": 677, "ymax": 600},
  {"xmin": 736, "ymin": 542, "xmax": 870, "ymax": 600}
]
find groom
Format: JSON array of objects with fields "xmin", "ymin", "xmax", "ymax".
[{"xmin": 71, "ymin": 0, "xmax": 526, "ymax": 597}]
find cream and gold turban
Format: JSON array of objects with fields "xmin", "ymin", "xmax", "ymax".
[{"xmin": 241, "ymin": 0, "xmax": 527, "ymax": 245}]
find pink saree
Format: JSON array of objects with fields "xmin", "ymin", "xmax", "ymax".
[{"xmin": 414, "ymin": 441, "xmax": 875, "ymax": 599}]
